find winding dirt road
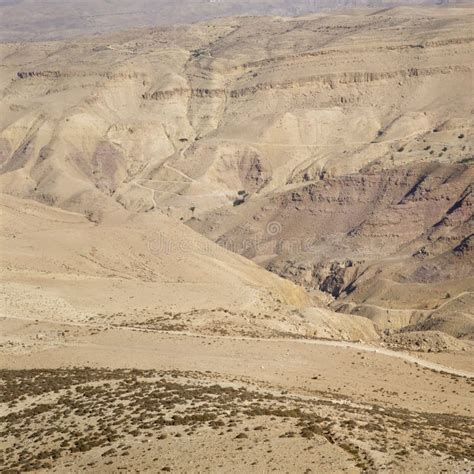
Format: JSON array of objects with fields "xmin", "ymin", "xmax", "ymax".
[{"xmin": 3, "ymin": 315, "xmax": 472, "ymax": 378}]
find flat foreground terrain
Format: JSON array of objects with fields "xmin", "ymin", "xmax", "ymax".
[{"xmin": 1, "ymin": 318, "xmax": 473, "ymax": 473}]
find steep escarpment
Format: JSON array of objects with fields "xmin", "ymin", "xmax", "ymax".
[
  {"xmin": 139, "ymin": 65, "xmax": 471, "ymax": 101},
  {"xmin": 194, "ymin": 161, "xmax": 472, "ymax": 334}
]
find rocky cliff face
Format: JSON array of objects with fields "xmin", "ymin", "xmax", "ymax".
[{"xmin": 206, "ymin": 161, "xmax": 472, "ymax": 300}]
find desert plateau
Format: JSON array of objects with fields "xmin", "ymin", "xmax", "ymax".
[{"xmin": 0, "ymin": 1, "xmax": 473, "ymax": 472}]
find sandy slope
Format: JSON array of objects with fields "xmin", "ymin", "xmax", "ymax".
[
  {"xmin": 0, "ymin": 193, "xmax": 304, "ymax": 320},
  {"xmin": 1, "ymin": 192, "xmax": 386, "ymax": 343}
]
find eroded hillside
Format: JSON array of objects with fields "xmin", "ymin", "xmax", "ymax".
[{"xmin": 0, "ymin": 5, "xmax": 473, "ymax": 340}]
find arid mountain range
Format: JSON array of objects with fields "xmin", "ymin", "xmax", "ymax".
[
  {"xmin": 0, "ymin": 5, "xmax": 473, "ymax": 472},
  {"xmin": 0, "ymin": 0, "xmax": 468, "ymax": 41},
  {"xmin": 1, "ymin": 5, "xmax": 472, "ymax": 339}
]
